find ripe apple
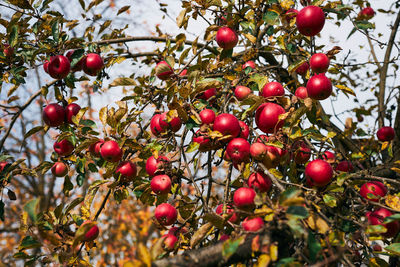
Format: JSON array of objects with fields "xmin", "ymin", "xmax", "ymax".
[
  {"xmin": 3, "ymin": 44, "xmax": 14, "ymax": 58},
  {"xmin": 197, "ymin": 88, "xmax": 217, "ymax": 101},
  {"xmin": 242, "ymin": 60, "xmax": 256, "ymax": 70},
  {"xmin": 151, "ymin": 174, "xmax": 172, "ymax": 195},
  {"xmin": 168, "ymin": 226, "xmax": 188, "ymax": 236},
  {"xmin": 247, "ymin": 171, "xmax": 272, "ymax": 192},
  {"xmin": 359, "ymin": 7, "xmax": 375, "ymax": 20},
  {"xmin": 310, "ymin": 53, "xmax": 330, "ymax": 73},
  {"xmin": 233, "ymin": 187, "xmax": 256, "ymax": 209},
  {"xmin": 255, "ymin": 103, "xmax": 285, "ymax": 134},
  {"xmin": 43, "ymin": 103, "xmax": 66, "ymax": 127},
  {"xmin": 83, "ymin": 53, "xmax": 104, "ymax": 76},
  {"xmin": 295, "ymin": 86, "xmax": 308, "ymax": 99},
  {"xmin": 213, "ymin": 113, "xmax": 241, "ymax": 141},
  {"xmin": 306, "ymin": 73, "xmax": 332, "ymax": 100},
  {"xmin": 193, "ymin": 130, "xmax": 212, "ymax": 151},
  {"xmin": 296, "ymin": 62, "xmax": 309, "ymax": 76},
  {"xmin": 80, "ymin": 221, "xmax": 100, "ymax": 242},
  {"xmin": 263, "ymin": 145, "xmax": 281, "ymax": 169},
  {"xmin": 159, "ymin": 112, "xmax": 182, "ymax": 132},
  {"xmin": 239, "ymin": 121, "xmax": 249, "ymax": 139},
  {"xmin": 305, "ymin": 159, "xmax": 333, "ymax": 187},
  {"xmin": 219, "ymin": 234, "xmax": 230, "ymax": 241},
  {"xmin": 377, "ymin": 126, "xmax": 395, "ymax": 142},
  {"xmin": 115, "ymin": 160, "xmax": 137, "ymax": 182},
  {"xmin": 285, "ymin": 8, "xmax": 299, "ymax": 23},
  {"xmin": 250, "ymin": 142, "xmax": 267, "ymax": 160},
  {"xmin": 242, "ymin": 217, "xmax": 264, "ymax": 232},
  {"xmin": 162, "ymin": 233, "xmax": 178, "ymax": 251},
  {"xmin": 100, "ymin": 140, "xmax": 122, "ymax": 162},
  {"xmin": 65, "ymin": 50, "xmax": 84, "ymax": 71},
  {"xmin": 154, "ymin": 203, "xmax": 177, "ymax": 226},
  {"xmin": 261, "ymin": 82, "xmax": 285, "ymax": 98},
  {"xmin": 0, "ymin": 161, "xmax": 8, "ymax": 172},
  {"xmin": 54, "ymin": 139, "xmax": 74, "ymax": 156},
  {"xmin": 293, "ymin": 141, "xmax": 311, "ymax": 164},
  {"xmin": 89, "ymin": 140, "xmax": 104, "ymax": 158},
  {"xmin": 216, "ymin": 27, "xmax": 238, "ymax": 49},
  {"xmin": 366, "ymin": 208, "xmax": 400, "ymax": 238},
  {"xmin": 146, "ymin": 155, "xmax": 169, "ymax": 176},
  {"xmin": 360, "ymin": 181, "xmax": 387, "ymax": 202},
  {"xmin": 336, "ymin": 161, "xmax": 354, "ymax": 172},
  {"xmin": 48, "ymin": 55, "xmax": 71, "ymax": 79},
  {"xmin": 65, "ymin": 103, "xmax": 81, "ymax": 124},
  {"xmin": 226, "ymin": 138, "xmax": 251, "ymax": 163},
  {"xmin": 234, "ymin": 86, "xmax": 252, "ymax": 100},
  {"xmin": 150, "ymin": 114, "xmax": 165, "ymax": 136},
  {"xmin": 51, "ymin": 162, "xmax": 68, "ymax": 177},
  {"xmin": 296, "ymin": 6, "xmax": 325, "ymax": 36},
  {"xmin": 199, "ymin": 109, "xmax": 216, "ymax": 124},
  {"xmin": 216, "ymin": 204, "xmax": 239, "ymax": 223},
  {"xmin": 322, "ymin": 151, "xmax": 335, "ymax": 163}
]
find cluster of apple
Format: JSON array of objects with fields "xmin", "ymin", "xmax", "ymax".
[
  {"xmin": 43, "ymin": 51, "xmax": 104, "ymax": 80},
  {"xmin": 150, "ymin": 111, "xmax": 182, "ymax": 136}
]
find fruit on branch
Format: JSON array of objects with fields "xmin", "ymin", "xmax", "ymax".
[
  {"xmin": 155, "ymin": 61, "xmax": 174, "ymax": 80},
  {"xmin": 151, "ymin": 174, "xmax": 172, "ymax": 195},
  {"xmin": 306, "ymin": 73, "xmax": 332, "ymax": 100},
  {"xmin": 146, "ymin": 155, "xmax": 169, "ymax": 176},
  {"xmin": 54, "ymin": 139, "xmax": 74, "ymax": 156},
  {"xmin": 226, "ymin": 138, "xmax": 251, "ymax": 163},
  {"xmin": 215, "ymin": 204, "xmax": 239, "ymax": 223},
  {"xmin": 199, "ymin": 109, "xmax": 216, "ymax": 125},
  {"xmin": 198, "ymin": 88, "xmax": 217, "ymax": 101},
  {"xmin": 154, "ymin": 203, "xmax": 177, "ymax": 226},
  {"xmin": 242, "ymin": 60, "xmax": 256, "ymax": 70},
  {"xmin": 336, "ymin": 161, "xmax": 354, "ymax": 172},
  {"xmin": 322, "ymin": 151, "xmax": 335, "ymax": 163},
  {"xmin": 115, "ymin": 160, "xmax": 137, "ymax": 182},
  {"xmin": 372, "ymin": 244, "xmax": 382, "ymax": 252},
  {"xmin": 0, "ymin": 161, "xmax": 8, "ymax": 172},
  {"xmin": 150, "ymin": 114, "xmax": 165, "ymax": 136},
  {"xmin": 162, "ymin": 234, "xmax": 178, "ymax": 251},
  {"xmin": 360, "ymin": 181, "xmax": 387, "ymax": 202},
  {"xmin": 295, "ymin": 62, "xmax": 309, "ymax": 76},
  {"xmin": 239, "ymin": 121, "xmax": 249, "ymax": 139},
  {"xmin": 159, "ymin": 111, "xmax": 182, "ymax": 132},
  {"xmin": 65, "ymin": 103, "xmax": 81, "ymax": 124},
  {"xmin": 83, "ymin": 53, "xmax": 104, "ymax": 76},
  {"xmin": 234, "ymin": 86, "xmax": 252, "ymax": 100},
  {"xmin": 247, "ymin": 171, "xmax": 272, "ymax": 192},
  {"xmin": 48, "ymin": 55, "xmax": 71, "ymax": 79},
  {"xmin": 42, "ymin": 103, "xmax": 66, "ymax": 127},
  {"xmin": 310, "ymin": 53, "xmax": 330, "ymax": 73},
  {"xmin": 250, "ymin": 142, "xmax": 267, "ymax": 161},
  {"xmin": 216, "ymin": 27, "xmax": 238, "ymax": 49},
  {"xmin": 51, "ymin": 162, "xmax": 68, "ymax": 177},
  {"xmin": 366, "ymin": 208, "xmax": 400, "ymax": 238},
  {"xmin": 192, "ymin": 130, "xmax": 212, "ymax": 151},
  {"xmin": 65, "ymin": 50, "xmax": 84, "ymax": 71},
  {"xmin": 255, "ymin": 103, "xmax": 285, "ymax": 134},
  {"xmin": 168, "ymin": 226, "xmax": 188, "ymax": 236},
  {"xmin": 296, "ymin": 6, "xmax": 325, "ymax": 36},
  {"xmin": 89, "ymin": 140, "xmax": 104, "ymax": 158},
  {"xmin": 233, "ymin": 187, "xmax": 256, "ymax": 209},
  {"xmin": 100, "ymin": 140, "xmax": 122, "ymax": 162},
  {"xmin": 263, "ymin": 145, "xmax": 281, "ymax": 169},
  {"xmin": 376, "ymin": 126, "xmax": 395, "ymax": 142},
  {"xmin": 295, "ymin": 86, "xmax": 308, "ymax": 99},
  {"xmin": 242, "ymin": 217, "xmax": 264, "ymax": 232},
  {"xmin": 292, "ymin": 141, "xmax": 311, "ymax": 164},
  {"xmin": 213, "ymin": 113, "xmax": 241, "ymax": 141},
  {"xmin": 305, "ymin": 159, "xmax": 333, "ymax": 187},
  {"xmin": 261, "ymin": 82, "xmax": 285, "ymax": 98},
  {"xmin": 359, "ymin": 7, "xmax": 375, "ymax": 20},
  {"xmin": 284, "ymin": 8, "xmax": 299, "ymax": 23},
  {"xmin": 80, "ymin": 221, "xmax": 100, "ymax": 242},
  {"xmin": 219, "ymin": 234, "xmax": 230, "ymax": 241},
  {"xmin": 3, "ymin": 44, "xmax": 14, "ymax": 58}
]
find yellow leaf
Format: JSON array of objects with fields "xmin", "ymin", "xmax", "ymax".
[
  {"xmin": 385, "ymin": 195, "xmax": 400, "ymax": 211},
  {"xmin": 270, "ymin": 244, "xmax": 278, "ymax": 261},
  {"xmin": 306, "ymin": 213, "xmax": 329, "ymax": 234},
  {"xmin": 381, "ymin": 141, "xmax": 389, "ymax": 151},
  {"xmin": 137, "ymin": 243, "xmax": 151, "ymax": 267},
  {"xmin": 280, "ymin": 0, "xmax": 294, "ymax": 9},
  {"xmin": 336, "ymin": 84, "xmax": 356, "ymax": 96},
  {"xmin": 391, "ymin": 167, "xmax": 400, "ymax": 174},
  {"xmin": 243, "ymin": 33, "xmax": 256, "ymax": 44},
  {"xmin": 255, "ymin": 254, "xmax": 271, "ymax": 267}
]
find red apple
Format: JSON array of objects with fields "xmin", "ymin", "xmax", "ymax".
[
  {"xmin": 216, "ymin": 27, "xmax": 238, "ymax": 49},
  {"xmin": 179, "ymin": 69, "xmax": 187, "ymax": 76},
  {"xmin": 322, "ymin": 151, "xmax": 335, "ymax": 163},
  {"xmin": 54, "ymin": 139, "xmax": 74, "ymax": 156},
  {"xmin": 226, "ymin": 138, "xmax": 250, "ymax": 163},
  {"xmin": 65, "ymin": 103, "xmax": 81, "ymax": 124},
  {"xmin": 216, "ymin": 204, "xmax": 239, "ymax": 223},
  {"xmin": 219, "ymin": 234, "xmax": 230, "ymax": 241},
  {"xmin": 366, "ymin": 208, "xmax": 400, "ymax": 238},
  {"xmin": 43, "ymin": 103, "xmax": 66, "ymax": 127},
  {"xmin": 234, "ymin": 86, "xmax": 252, "ymax": 100},
  {"xmin": 146, "ymin": 155, "xmax": 169, "ymax": 176},
  {"xmin": 48, "ymin": 55, "xmax": 71, "ymax": 79},
  {"xmin": 310, "ymin": 53, "xmax": 330, "ymax": 73},
  {"xmin": 168, "ymin": 226, "xmax": 188, "ymax": 236},
  {"xmin": 3, "ymin": 44, "xmax": 14, "ymax": 58},
  {"xmin": 239, "ymin": 121, "xmax": 249, "ymax": 139},
  {"xmin": 151, "ymin": 174, "xmax": 172, "ymax": 195},
  {"xmin": 115, "ymin": 160, "xmax": 137, "ymax": 182},
  {"xmin": 89, "ymin": 140, "xmax": 104, "ymax": 158},
  {"xmin": 198, "ymin": 88, "xmax": 217, "ymax": 101},
  {"xmin": 0, "ymin": 162, "xmax": 8, "ymax": 172},
  {"xmin": 51, "ymin": 162, "xmax": 68, "ymax": 177},
  {"xmin": 242, "ymin": 217, "xmax": 264, "ymax": 232},
  {"xmin": 83, "ymin": 53, "xmax": 104, "ymax": 76},
  {"xmin": 261, "ymin": 82, "xmax": 285, "ymax": 98},
  {"xmin": 100, "ymin": 140, "xmax": 122, "ymax": 162},
  {"xmin": 150, "ymin": 114, "xmax": 165, "ymax": 136},
  {"xmin": 242, "ymin": 60, "xmax": 256, "ymax": 70},
  {"xmin": 250, "ymin": 142, "xmax": 267, "ymax": 160},
  {"xmin": 155, "ymin": 61, "xmax": 174, "ymax": 80},
  {"xmin": 296, "ymin": 62, "xmax": 310, "ymax": 76},
  {"xmin": 359, "ymin": 7, "xmax": 375, "ymax": 20},
  {"xmin": 199, "ymin": 109, "xmax": 216, "ymax": 124},
  {"xmin": 296, "ymin": 6, "xmax": 325, "ymax": 36},
  {"xmin": 293, "ymin": 141, "xmax": 311, "ymax": 164},
  {"xmin": 213, "ymin": 113, "xmax": 241, "ymax": 141},
  {"xmin": 255, "ymin": 103, "xmax": 285, "ymax": 134},
  {"xmin": 360, "ymin": 181, "xmax": 387, "ymax": 202},
  {"xmin": 65, "ymin": 50, "xmax": 84, "ymax": 71},
  {"xmin": 377, "ymin": 126, "xmax": 395, "ymax": 142},
  {"xmin": 80, "ymin": 221, "xmax": 100, "ymax": 242},
  {"xmin": 295, "ymin": 86, "xmax": 308, "ymax": 99},
  {"xmin": 336, "ymin": 161, "xmax": 353, "ymax": 172},
  {"xmin": 263, "ymin": 145, "xmax": 281, "ymax": 169},
  {"xmin": 372, "ymin": 244, "xmax": 382, "ymax": 252},
  {"xmin": 193, "ymin": 130, "xmax": 212, "ymax": 151},
  {"xmin": 305, "ymin": 159, "xmax": 333, "ymax": 187},
  {"xmin": 159, "ymin": 112, "xmax": 182, "ymax": 132},
  {"xmin": 162, "ymin": 234, "xmax": 178, "ymax": 251},
  {"xmin": 306, "ymin": 73, "xmax": 332, "ymax": 100},
  {"xmin": 155, "ymin": 203, "xmax": 177, "ymax": 226},
  {"xmin": 247, "ymin": 171, "xmax": 272, "ymax": 192},
  {"xmin": 233, "ymin": 187, "xmax": 256, "ymax": 209}
]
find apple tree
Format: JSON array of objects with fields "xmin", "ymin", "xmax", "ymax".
[{"xmin": 1, "ymin": 0, "xmax": 400, "ymax": 266}]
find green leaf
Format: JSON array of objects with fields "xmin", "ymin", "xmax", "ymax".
[
  {"xmin": 307, "ymin": 231, "xmax": 321, "ymax": 262},
  {"xmin": 287, "ymin": 206, "xmax": 309, "ymax": 219},
  {"xmin": 51, "ymin": 19, "xmax": 59, "ymax": 43},
  {"xmin": 385, "ymin": 243, "xmax": 400, "ymax": 256},
  {"xmin": 8, "ymin": 25, "xmax": 19, "ymax": 47},
  {"xmin": 323, "ymin": 194, "xmax": 337, "ymax": 208},
  {"xmin": 263, "ymin": 10, "xmax": 280, "ymax": 25},
  {"xmin": 222, "ymin": 236, "xmax": 245, "ymax": 260},
  {"xmin": 18, "ymin": 236, "xmax": 41, "ymax": 250},
  {"xmin": 23, "ymin": 126, "xmax": 44, "ymax": 140},
  {"xmin": 384, "ymin": 213, "xmax": 400, "ymax": 224},
  {"xmin": 186, "ymin": 142, "xmax": 200, "ymax": 153},
  {"xmin": 63, "ymin": 176, "xmax": 74, "ymax": 196},
  {"xmin": 23, "ymin": 198, "xmax": 39, "ymax": 223},
  {"xmin": 279, "ymin": 187, "xmax": 302, "ymax": 205}
]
